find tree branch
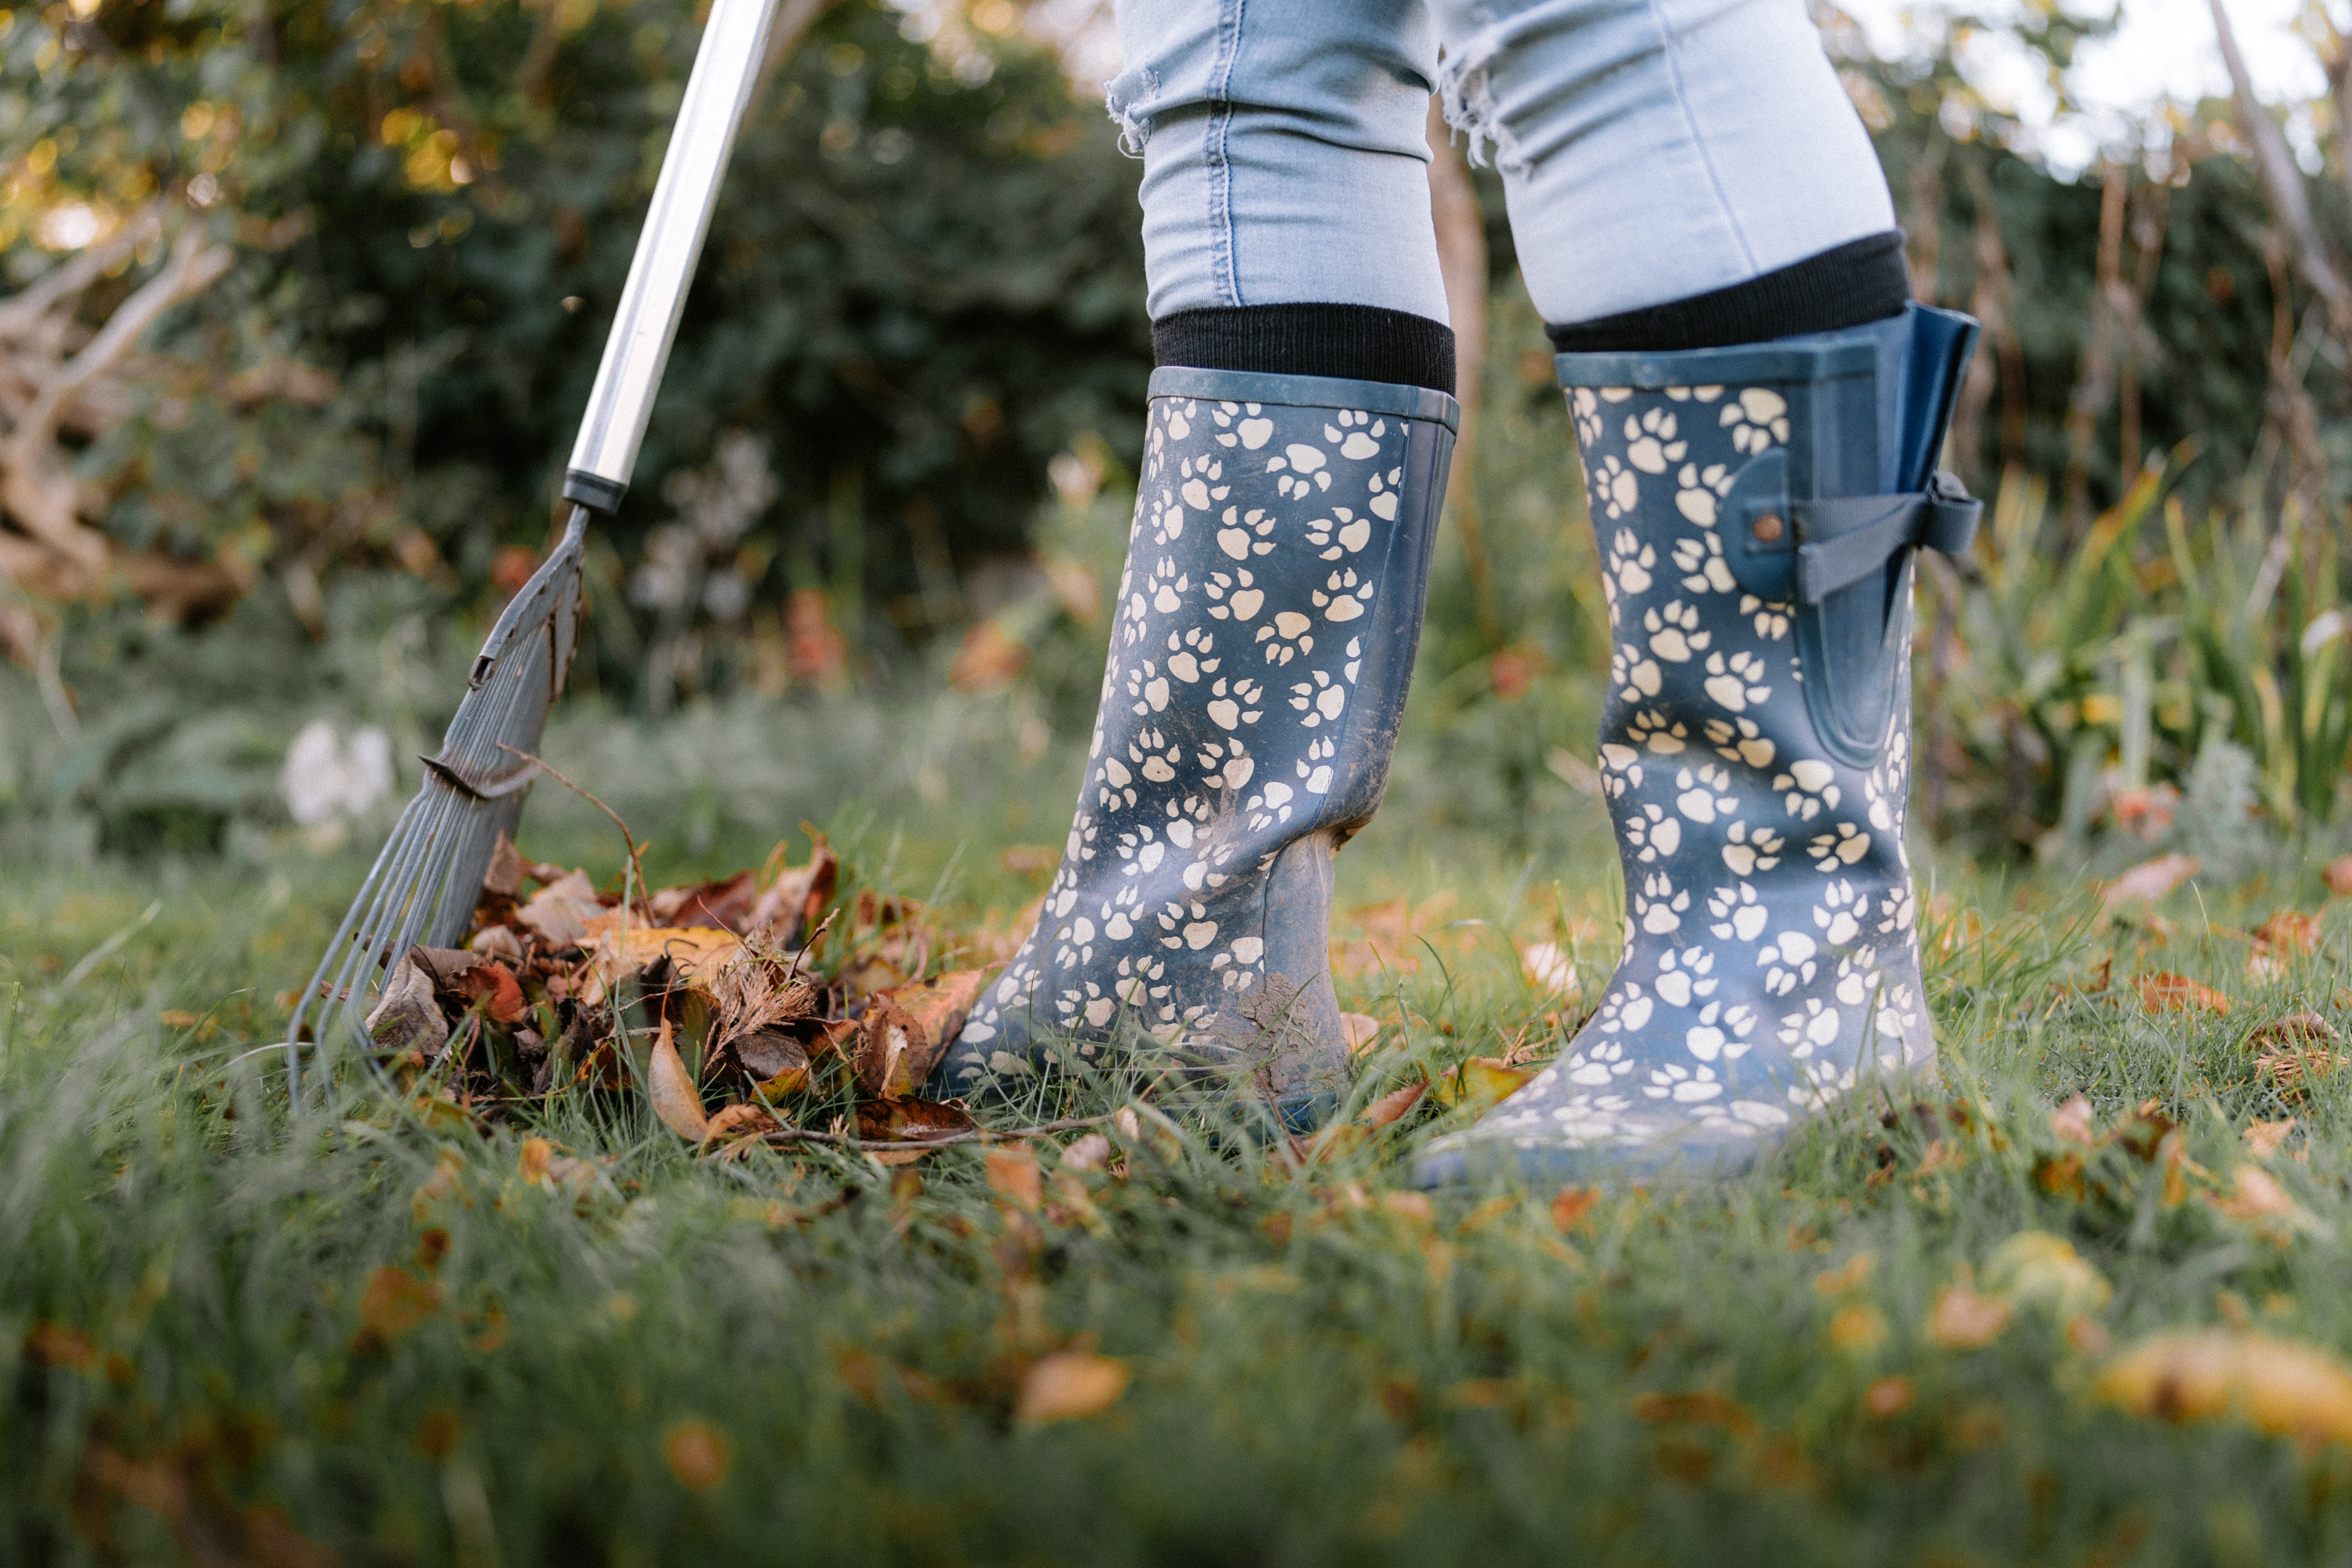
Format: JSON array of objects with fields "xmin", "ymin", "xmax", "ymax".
[{"xmin": 2213, "ymin": 0, "xmax": 2352, "ymax": 339}]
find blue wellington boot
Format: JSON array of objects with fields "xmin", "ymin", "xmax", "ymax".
[
  {"xmin": 933, "ymin": 367, "xmax": 1457, "ymax": 1125},
  {"xmin": 1416, "ymin": 304, "xmax": 1981, "ymax": 1186}
]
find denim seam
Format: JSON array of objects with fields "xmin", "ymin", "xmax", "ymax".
[
  {"xmin": 1645, "ymin": 0, "xmax": 1759, "ymax": 275},
  {"xmin": 1207, "ymin": 0, "xmax": 1246, "ymax": 307}
]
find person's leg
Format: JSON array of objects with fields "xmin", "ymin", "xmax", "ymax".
[
  {"xmin": 1414, "ymin": 0, "xmax": 1982, "ymax": 1182},
  {"xmin": 933, "ymin": 1, "xmax": 1461, "ymax": 1122}
]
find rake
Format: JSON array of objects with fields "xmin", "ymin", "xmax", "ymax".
[{"xmin": 283, "ymin": 0, "xmax": 788, "ymax": 1104}]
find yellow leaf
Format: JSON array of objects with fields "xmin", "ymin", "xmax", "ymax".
[
  {"xmin": 1814, "ymin": 1252, "xmax": 1875, "ymax": 1297},
  {"xmin": 578, "ymin": 919, "xmax": 741, "ymax": 1006},
  {"xmin": 1982, "ymin": 1232, "xmax": 2111, "ymax": 1318},
  {"xmin": 986, "ymin": 1147, "xmax": 1043, "ymax": 1213},
  {"xmin": 1828, "ymin": 1304, "xmax": 1887, "ymax": 1354},
  {"xmin": 2245, "ymin": 1119, "xmax": 2297, "ymax": 1158},
  {"xmin": 1016, "ymin": 1351, "xmax": 1129, "ymax": 1423},
  {"xmin": 663, "ymin": 1420, "xmax": 731, "ymax": 1491},
  {"xmin": 648, "ymin": 1019, "xmax": 709, "ymax": 1141},
  {"xmin": 2209, "ymin": 1164, "xmax": 2297, "ymax": 1222},
  {"xmin": 1434, "ymin": 1057, "xmax": 1534, "ymax": 1111},
  {"xmin": 1930, "ymin": 1284, "xmax": 2012, "ymax": 1350},
  {"xmin": 2098, "ymin": 1331, "xmax": 2352, "ymax": 1444},
  {"xmin": 518, "ymin": 1136, "xmax": 553, "ymax": 1185}
]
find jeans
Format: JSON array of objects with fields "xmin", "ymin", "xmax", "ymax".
[{"xmin": 1105, "ymin": 0, "xmax": 1896, "ymax": 329}]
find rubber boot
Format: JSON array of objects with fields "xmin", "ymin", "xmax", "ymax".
[
  {"xmin": 1416, "ymin": 304, "xmax": 1981, "ymax": 1185},
  {"xmin": 933, "ymin": 367, "xmax": 1457, "ymax": 1125}
]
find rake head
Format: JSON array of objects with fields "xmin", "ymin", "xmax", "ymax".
[{"xmin": 283, "ymin": 507, "xmax": 590, "ymax": 1103}]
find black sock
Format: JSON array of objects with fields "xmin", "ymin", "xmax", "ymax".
[
  {"xmin": 1153, "ymin": 304, "xmax": 1457, "ymax": 395},
  {"xmin": 1546, "ymin": 232, "xmax": 1911, "ymax": 354}
]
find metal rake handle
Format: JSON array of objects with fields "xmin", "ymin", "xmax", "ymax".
[{"xmin": 561, "ymin": 0, "xmax": 787, "ymax": 514}]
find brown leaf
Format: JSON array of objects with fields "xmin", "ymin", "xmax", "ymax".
[
  {"xmin": 1331, "ymin": 893, "xmax": 1458, "ymax": 980},
  {"xmin": 949, "ymin": 619, "xmax": 1030, "ymax": 694},
  {"xmin": 702, "ymin": 1102, "xmax": 782, "ymax": 1147},
  {"xmin": 357, "ymin": 1265, "xmax": 442, "ymax": 1346},
  {"xmin": 746, "ymin": 837, "xmax": 840, "ymax": 950},
  {"xmin": 648, "ymin": 869, "xmax": 762, "ymax": 934},
  {"xmin": 735, "ymin": 1028, "xmax": 811, "ymax": 1085},
  {"xmin": 2326, "ymin": 856, "xmax": 2352, "ymax": 897},
  {"xmin": 2209, "ymin": 1165, "xmax": 2298, "ymax": 1222},
  {"xmin": 648, "ymin": 1020, "xmax": 710, "ymax": 1141},
  {"xmin": 1000, "ymin": 844, "xmax": 1058, "ymax": 877},
  {"xmin": 1518, "ymin": 939, "xmax": 1578, "ymax": 999},
  {"xmin": 364, "ymin": 949, "xmax": 449, "ymax": 1059},
  {"xmin": 882, "ymin": 967, "xmax": 1000, "ymax": 1089},
  {"xmin": 1060, "ymin": 1134, "xmax": 1113, "ymax": 1172},
  {"xmin": 516, "ymin": 870, "xmax": 606, "ymax": 947},
  {"xmin": 1016, "ymin": 1351, "xmax": 1128, "ymax": 1423},
  {"xmin": 1362, "ymin": 1080, "xmax": 1429, "ymax": 1129},
  {"xmin": 578, "ymin": 921, "xmax": 742, "ymax": 1007},
  {"xmin": 663, "ymin": 1421, "xmax": 731, "ymax": 1491},
  {"xmin": 2132, "ymin": 972, "xmax": 2231, "ymax": 1015},
  {"xmin": 2251, "ymin": 911, "xmax": 2322, "ymax": 958},
  {"xmin": 2248, "ymin": 1011, "xmax": 2340, "ymax": 1047},
  {"xmin": 2098, "ymin": 1331, "xmax": 2352, "ymax": 1442},
  {"xmin": 1865, "ymin": 1377, "xmax": 1914, "ymax": 1418},
  {"xmin": 1930, "ymin": 1284, "xmax": 2013, "ymax": 1350},
  {"xmin": 852, "ymin": 999, "xmax": 926, "ymax": 1101},
  {"xmin": 986, "ymin": 1147, "xmax": 1043, "ymax": 1212},
  {"xmin": 1339, "ymin": 1012, "xmax": 1383, "ymax": 1055},
  {"xmin": 2050, "ymin": 1093, "xmax": 2097, "ymax": 1147},
  {"xmin": 446, "ymin": 959, "xmax": 525, "ymax": 1025},
  {"xmin": 1552, "ymin": 1188, "xmax": 1601, "ymax": 1232},
  {"xmin": 856, "ymin": 1098, "xmax": 978, "ymax": 1147},
  {"xmin": 2101, "ymin": 853, "xmax": 2200, "ymax": 908},
  {"xmin": 483, "ymin": 830, "xmax": 527, "ymax": 899},
  {"xmin": 2245, "ymin": 1119, "xmax": 2298, "ymax": 1158},
  {"xmin": 25, "ymin": 1322, "xmax": 97, "ymax": 1369}
]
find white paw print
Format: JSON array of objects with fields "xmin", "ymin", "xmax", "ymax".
[
  {"xmin": 1673, "ymin": 764, "xmax": 1738, "ymax": 823},
  {"xmin": 1634, "ymin": 870, "xmax": 1690, "ymax": 934},
  {"xmin": 1652, "ymin": 946, "xmax": 1717, "ymax": 1007},
  {"xmin": 1366, "ymin": 461, "xmax": 1406, "ymax": 522},
  {"xmin": 1776, "ymin": 997, "xmax": 1844, "ymax": 1057},
  {"xmin": 1598, "ymin": 742, "xmax": 1643, "ymax": 796},
  {"xmin": 1215, "ymin": 505, "xmax": 1278, "ymax": 561},
  {"xmin": 1875, "ymin": 882, "xmax": 1917, "ymax": 936},
  {"xmin": 1684, "ymin": 997, "xmax": 1756, "ymax": 1062},
  {"xmin": 1613, "ymin": 644, "xmax": 1664, "ymax": 701},
  {"xmin": 1626, "ymin": 709, "xmax": 1687, "ymax": 753},
  {"xmin": 1569, "ymin": 387, "xmax": 1604, "ymax": 447},
  {"xmin": 1671, "ymin": 530, "xmax": 1737, "ymax": 594},
  {"xmin": 1864, "ymin": 756, "xmax": 1904, "ymax": 832},
  {"xmin": 1624, "ymin": 407, "xmax": 1688, "ymax": 474},
  {"xmin": 1721, "ymin": 820, "xmax": 1785, "ymax": 876},
  {"xmin": 1833, "ymin": 951, "xmax": 1882, "ymax": 1008},
  {"xmin": 1203, "ymin": 569, "xmax": 1264, "ymax": 623},
  {"xmin": 1622, "ymin": 801, "xmax": 1682, "ymax": 863},
  {"xmin": 1739, "ymin": 595, "xmax": 1791, "ymax": 641},
  {"xmin": 1202, "ymin": 675, "xmax": 1264, "ymax": 730},
  {"xmin": 1674, "ymin": 461, "xmax": 1735, "ymax": 527},
  {"xmin": 1759, "ymin": 929, "xmax": 1819, "ymax": 996},
  {"xmin": 1596, "ymin": 981, "xmax": 1655, "ymax": 1034},
  {"xmin": 1207, "ymin": 402, "xmax": 1270, "ymax": 450},
  {"xmin": 1256, "ymin": 608, "xmax": 1314, "ymax": 665},
  {"xmin": 1813, "ymin": 879, "xmax": 1864, "ymax": 946},
  {"xmin": 1643, "ymin": 599, "xmax": 1709, "ymax": 661},
  {"xmin": 1808, "ymin": 820, "xmax": 1871, "ymax": 870},
  {"xmin": 1311, "ymin": 568, "xmax": 1371, "ymax": 622},
  {"xmin": 1125, "ymin": 662, "xmax": 1182, "ymax": 719},
  {"xmin": 1591, "ymin": 454, "xmax": 1640, "ymax": 519},
  {"xmin": 1642, "ymin": 1062, "xmax": 1724, "ymax": 1103},
  {"xmin": 1164, "ymin": 625, "xmax": 1220, "ymax": 683},
  {"xmin": 1160, "ymin": 398, "xmax": 1196, "ymax": 445},
  {"xmin": 1194, "ymin": 737, "xmax": 1253, "ymax": 790},
  {"xmin": 1288, "ymin": 667, "xmax": 1347, "ymax": 728},
  {"xmin": 1565, "ymin": 1036, "xmax": 1635, "ymax": 1085},
  {"xmin": 1721, "ymin": 388, "xmax": 1791, "ymax": 454},
  {"xmin": 1607, "ymin": 529, "xmax": 1656, "ymax": 594},
  {"xmin": 1708, "ymin": 881, "xmax": 1769, "ymax": 942},
  {"xmin": 1265, "ymin": 436, "xmax": 1335, "ymax": 498},
  {"xmin": 1303, "ymin": 506, "xmax": 1374, "ymax": 561},
  {"xmin": 1771, "ymin": 757, "xmax": 1841, "ymax": 819},
  {"xmin": 1703, "ymin": 650, "xmax": 1772, "ymax": 712},
  {"xmin": 1703, "ymin": 717, "xmax": 1776, "ymax": 770},
  {"xmin": 1176, "ymin": 452, "xmax": 1228, "ymax": 512}
]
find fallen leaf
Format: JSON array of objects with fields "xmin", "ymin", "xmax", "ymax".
[
  {"xmin": 1865, "ymin": 1377, "xmax": 1914, "ymax": 1417},
  {"xmin": 1828, "ymin": 1304, "xmax": 1887, "ymax": 1354},
  {"xmin": 357, "ymin": 1266, "xmax": 441, "ymax": 1346},
  {"xmin": 25, "ymin": 1322, "xmax": 97, "ymax": 1369},
  {"xmin": 1630, "ymin": 1390, "xmax": 1755, "ymax": 1435},
  {"xmin": 735, "ymin": 1028, "xmax": 811, "ymax": 1088},
  {"xmin": 516, "ymin": 870, "xmax": 606, "ymax": 947},
  {"xmin": 365, "ymin": 950, "xmax": 448, "ymax": 1059},
  {"xmin": 2098, "ymin": 1331, "xmax": 2352, "ymax": 1444},
  {"xmin": 2209, "ymin": 1165, "xmax": 2297, "ymax": 1222},
  {"xmin": 482, "ymin": 830, "xmax": 526, "ymax": 899},
  {"xmin": 1016, "ymin": 1351, "xmax": 1128, "ymax": 1423},
  {"xmin": 2132, "ymin": 972, "xmax": 2231, "ymax": 1015},
  {"xmin": 2101, "ymin": 853, "xmax": 2200, "ymax": 908},
  {"xmin": 702, "ymin": 1103, "xmax": 782, "ymax": 1147},
  {"xmin": 2326, "ymin": 856, "xmax": 2352, "ymax": 897},
  {"xmin": 1519, "ymin": 940, "xmax": 1578, "ymax": 999},
  {"xmin": 1930, "ymin": 1284, "xmax": 2013, "ymax": 1350},
  {"xmin": 882, "ymin": 967, "xmax": 999, "ymax": 1089},
  {"xmin": 2250, "ymin": 911, "xmax": 2322, "ymax": 964},
  {"xmin": 852, "ymin": 999, "xmax": 927, "ymax": 1100},
  {"xmin": 1434, "ymin": 1056, "xmax": 1535, "ymax": 1111},
  {"xmin": 2248, "ymin": 1011, "xmax": 2339, "ymax": 1048},
  {"xmin": 1815, "ymin": 1253, "xmax": 1875, "ymax": 1296},
  {"xmin": 1982, "ymin": 1232, "xmax": 2111, "ymax": 1318},
  {"xmin": 1362, "ymin": 1080, "xmax": 1428, "ymax": 1129},
  {"xmin": 1339, "ymin": 1012, "xmax": 1383, "ymax": 1055},
  {"xmin": 648, "ymin": 869, "xmax": 761, "ymax": 934},
  {"xmin": 663, "ymin": 1421, "xmax": 730, "ymax": 1491},
  {"xmin": 468, "ymin": 924, "xmax": 524, "ymax": 963},
  {"xmin": 2255, "ymin": 1042, "xmax": 2348, "ymax": 1094},
  {"xmin": 648, "ymin": 1020, "xmax": 710, "ymax": 1141},
  {"xmin": 949, "ymin": 618, "xmax": 1029, "ymax": 695},
  {"xmin": 1552, "ymin": 1188, "xmax": 1601, "ymax": 1232},
  {"xmin": 518, "ymin": 1136, "xmax": 554, "ymax": 1185},
  {"xmin": 856, "ymin": 1098, "xmax": 978, "ymax": 1147},
  {"xmin": 1331, "ymin": 894, "xmax": 1458, "ymax": 980},
  {"xmin": 2245, "ymin": 1119, "xmax": 2297, "ymax": 1158},
  {"xmin": 445, "ymin": 958, "xmax": 525, "ymax": 1024},
  {"xmin": 1000, "ymin": 844, "xmax": 1058, "ymax": 877},
  {"xmin": 1060, "ymin": 1134, "xmax": 1112, "ymax": 1173},
  {"xmin": 2050, "ymin": 1093, "xmax": 2096, "ymax": 1147},
  {"xmin": 746, "ymin": 838, "xmax": 839, "ymax": 950},
  {"xmin": 987, "ymin": 1147, "xmax": 1043, "ymax": 1212},
  {"xmin": 578, "ymin": 921, "xmax": 742, "ymax": 1006}
]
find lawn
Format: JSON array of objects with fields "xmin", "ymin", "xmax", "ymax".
[{"xmin": 7, "ymin": 695, "xmax": 2352, "ymax": 1567}]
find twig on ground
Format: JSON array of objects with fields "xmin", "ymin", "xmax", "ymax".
[
  {"xmin": 760, "ymin": 1111, "xmax": 1117, "ymax": 1154},
  {"xmin": 496, "ymin": 743, "xmax": 646, "ymax": 893}
]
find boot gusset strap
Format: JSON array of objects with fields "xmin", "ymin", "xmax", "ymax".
[{"xmin": 1721, "ymin": 451, "xmax": 1979, "ymax": 604}]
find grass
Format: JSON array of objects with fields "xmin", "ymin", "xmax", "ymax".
[{"xmin": 11, "ymin": 694, "xmax": 2352, "ymax": 1566}]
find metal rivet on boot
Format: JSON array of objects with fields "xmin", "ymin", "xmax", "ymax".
[{"xmin": 1752, "ymin": 513, "xmax": 1785, "ymax": 543}]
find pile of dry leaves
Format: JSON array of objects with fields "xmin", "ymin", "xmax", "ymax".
[{"xmin": 362, "ymin": 831, "xmax": 1009, "ymax": 1155}]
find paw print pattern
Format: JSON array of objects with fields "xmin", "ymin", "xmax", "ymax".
[
  {"xmin": 1423, "ymin": 348, "xmax": 1946, "ymax": 1177},
  {"xmin": 946, "ymin": 384, "xmax": 1452, "ymax": 1095}
]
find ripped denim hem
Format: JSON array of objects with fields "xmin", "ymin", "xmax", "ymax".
[
  {"xmin": 1434, "ymin": 37, "xmax": 1525, "ymax": 175},
  {"xmin": 1103, "ymin": 66, "xmax": 1161, "ymax": 157}
]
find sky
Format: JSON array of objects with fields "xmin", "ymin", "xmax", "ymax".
[{"xmin": 1839, "ymin": 0, "xmax": 2332, "ymax": 173}]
